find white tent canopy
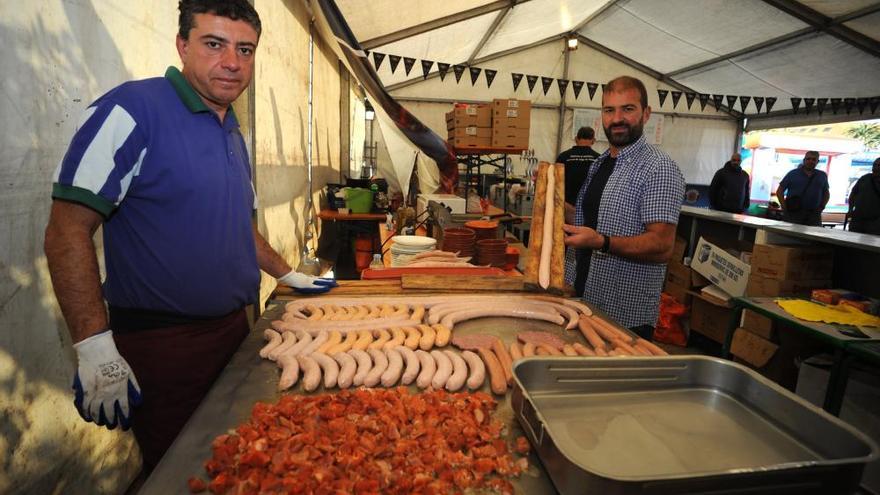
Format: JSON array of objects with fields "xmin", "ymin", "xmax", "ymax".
[{"xmin": 335, "ymin": 0, "xmax": 880, "ymax": 190}]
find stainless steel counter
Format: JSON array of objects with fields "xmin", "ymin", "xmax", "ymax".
[{"xmin": 139, "ymin": 301, "xmax": 562, "ymax": 494}]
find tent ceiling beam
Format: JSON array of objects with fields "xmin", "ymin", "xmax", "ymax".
[
  {"xmin": 466, "ymin": 3, "xmax": 514, "ymax": 65},
  {"xmin": 360, "ymin": 0, "xmax": 534, "ymax": 50},
  {"xmin": 761, "ymin": 0, "xmax": 880, "ymax": 58},
  {"xmin": 570, "ymin": 0, "xmax": 622, "ymax": 34},
  {"xmin": 833, "ymin": 2, "xmax": 880, "ymax": 23},
  {"xmin": 575, "ymin": 34, "xmax": 743, "ymax": 118},
  {"xmin": 384, "ymin": 34, "xmax": 562, "ymax": 92}
]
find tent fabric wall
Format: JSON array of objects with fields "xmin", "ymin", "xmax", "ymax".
[
  {"xmin": 254, "ymin": 0, "xmax": 343, "ymax": 306},
  {"xmin": 658, "ymin": 116, "xmax": 740, "ymax": 184}
]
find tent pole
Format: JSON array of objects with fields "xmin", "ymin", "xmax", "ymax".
[{"xmin": 555, "ymin": 39, "xmax": 571, "ymax": 159}]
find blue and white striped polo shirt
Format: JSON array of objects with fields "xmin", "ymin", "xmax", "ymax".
[
  {"xmin": 52, "ymin": 67, "xmax": 260, "ymax": 317},
  {"xmin": 565, "ymin": 135, "xmax": 685, "ymax": 328}
]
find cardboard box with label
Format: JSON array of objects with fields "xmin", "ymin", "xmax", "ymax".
[
  {"xmin": 750, "ymin": 244, "xmax": 833, "ymax": 281},
  {"xmin": 492, "ymin": 99, "xmax": 531, "ymax": 129},
  {"xmin": 491, "ymin": 127, "xmax": 529, "ymax": 149},
  {"xmin": 730, "ymin": 327, "xmax": 779, "ymax": 368},
  {"xmin": 665, "ymin": 261, "xmax": 691, "ymax": 288},
  {"xmin": 689, "ymin": 294, "xmax": 733, "ymax": 344},
  {"xmin": 741, "ymin": 309, "xmax": 774, "ymax": 340},
  {"xmin": 690, "ymin": 237, "xmax": 752, "ymax": 297},
  {"xmin": 446, "ymin": 104, "xmax": 492, "ymax": 128}
]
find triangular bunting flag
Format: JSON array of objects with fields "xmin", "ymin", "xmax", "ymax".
[
  {"xmin": 469, "ymin": 67, "xmax": 482, "ymax": 86},
  {"xmin": 420, "ymin": 60, "xmax": 434, "ymax": 80},
  {"xmin": 402, "ymin": 57, "xmax": 416, "ymax": 76},
  {"xmin": 511, "ymin": 73, "xmax": 524, "ymax": 91},
  {"xmin": 844, "ymin": 97, "xmax": 855, "ymax": 114},
  {"xmin": 857, "ymin": 97, "xmax": 868, "ymax": 114},
  {"xmin": 657, "ymin": 89, "xmax": 669, "ymax": 107},
  {"xmin": 739, "ymin": 96, "xmax": 751, "ymax": 113},
  {"xmin": 541, "ymin": 77, "xmax": 554, "ymax": 95},
  {"xmin": 572, "ymin": 81, "xmax": 584, "ymax": 99},
  {"xmin": 437, "ymin": 63, "xmax": 450, "ymax": 81},
  {"xmin": 830, "ymin": 98, "xmax": 841, "ymax": 114},
  {"xmin": 452, "ymin": 65, "xmax": 466, "ymax": 83},
  {"xmin": 813, "ymin": 98, "xmax": 826, "ymax": 115},
  {"xmin": 698, "ymin": 93, "xmax": 709, "ymax": 111},
  {"xmin": 388, "ymin": 55, "xmax": 401, "ymax": 74},
  {"xmin": 871, "ymin": 97, "xmax": 880, "ymax": 114},
  {"xmin": 685, "ymin": 92, "xmax": 696, "ymax": 110},
  {"xmin": 526, "ymin": 75, "xmax": 539, "ymax": 93},
  {"xmin": 484, "ymin": 69, "xmax": 497, "ymax": 88},
  {"xmin": 766, "ymin": 97, "xmax": 777, "ymax": 113},
  {"xmin": 712, "ymin": 94, "xmax": 724, "ymax": 110},
  {"xmin": 587, "ymin": 82, "xmax": 599, "ymax": 100},
  {"xmin": 726, "ymin": 95, "xmax": 737, "ymax": 110},
  {"xmin": 372, "ymin": 52, "xmax": 385, "ymax": 70},
  {"xmin": 790, "ymin": 97, "xmax": 802, "ymax": 114},
  {"xmin": 557, "ymin": 79, "xmax": 569, "ymax": 97},
  {"xmin": 671, "ymin": 91, "xmax": 682, "ymax": 109},
  {"xmin": 364, "ymin": 49, "xmax": 370, "ymax": 58},
  {"xmin": 753, "ymin": 96, "xmax": 764, "ymax": 113}
]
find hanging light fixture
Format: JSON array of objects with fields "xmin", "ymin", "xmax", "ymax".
[
  {"xmin": 566, "ymin": 35, "xmax": 578, "ymax": 51},
  {"xmin": 365, "ymin": 99, "xmax": 375, "ymax": 121}
]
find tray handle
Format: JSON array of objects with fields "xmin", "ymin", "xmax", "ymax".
[{"xmin": 519, "ymin": 396, "xmax": 544, "ymax": 446}]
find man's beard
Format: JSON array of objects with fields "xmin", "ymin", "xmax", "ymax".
[{"xmin": 603, "ymin": 120, "xmax": 644, "ymax": 147}]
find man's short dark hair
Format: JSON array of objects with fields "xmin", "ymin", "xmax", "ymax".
[
  {"xmin": 178, "ymin": 0, "xmax": 262, "ymax": 40},
  {"xmin": 576, "ymin": 126, "xmax": 595, "ymax": 141},
  {"xmin": 805, "ymin": 150, "xmax": 819, "ymax": 158},
  {"xmin": 603, "ymin": 76, "xmax": 649, "ymax": 109}
]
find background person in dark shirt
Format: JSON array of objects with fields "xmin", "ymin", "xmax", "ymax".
[
  {"xmin": 708, "ymin": 152, "xmax": 750, "ymax": 213},
  {"xmin": 848, "ymin": 158, "xmax": 880, "ymax": 235},
  {"xmin": 558, "ymin": 126, "xmax": 600, "ymax": 285},
  {"xmin": 775, "ymin": 150, "xmax": 830, "ymax": 226}
]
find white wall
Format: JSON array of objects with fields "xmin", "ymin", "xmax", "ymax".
[{"xmin": 0, "ymin": 1, "xmax": 349, "ymax": 492}]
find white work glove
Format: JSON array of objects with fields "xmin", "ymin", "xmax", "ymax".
[
  {"xmin": 278, "ymin": 270, "xmax": 338, "ymax": 294},
  {"xmin": 73, "ymin": 330, "xmax": 142, "ymax": 430}
]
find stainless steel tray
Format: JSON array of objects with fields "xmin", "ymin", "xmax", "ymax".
[{"xmin": 511, "ymin": 356, "xmax": 877, "ymax": 494}]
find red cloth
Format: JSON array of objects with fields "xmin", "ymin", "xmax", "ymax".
[
  {"xmin": 654, "ymin": 293, "xmax": 688, "ymax": 346},
  {"xmin": 113, "ymin": 309, "xmax": 248, "ymax": 473}
]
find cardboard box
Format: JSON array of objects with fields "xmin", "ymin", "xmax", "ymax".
[
  {"xmin": 689, "ymin": 295, "xmax": 734, "ymax": 344},
  {"xmin": 690, "ymin": 237, "xmax": 751, "ymax": 297},
  {"xmin": 447, "ymin": 126, "xmax": 491, "ymax": 139},
  {"xmin": 664, "ymin": 279, "xmax": 691, "ymax": 306},
  {"xmin": 730, "ymin": 328, "xmax": 779, "ymax": 368},
  {"xmin": 491, "ymin": 127, "xmax": 529, "ymax": 149},
  {"xmin": 492, "ymin": 98, "xmax": 531, "ymax": 128},
  {"xmin": 448, "ymin": 135, "xmax": 492, "ymax": 148},
  {"xmin": 691, "ymin": 269, "xmax": 710, "ymax": 288},
  {"xmin": 741, "ymin": 309, "xmax": 774, "ymax": 340},
  {"xmin": 750, "ymin": 244, "xmax": 833, "ymax": 281},
  {"xmin": 672, "ymin": 236, "xmax": 688, "ymax": 264},
  {"xmin": 665, "ymin": 261, "xmax": 690, "ymax": 288},
  {"xmin": 745, "ymin": 274, "xmax": 830, "ymax": 297},
  {"xmin": 445, "ymin": 104, "xmax": 492, "ymax": 128}
]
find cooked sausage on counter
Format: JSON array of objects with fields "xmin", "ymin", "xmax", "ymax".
[{"xmin": 461, "ymin": 350, "xmax": 486, "ymax": 390}]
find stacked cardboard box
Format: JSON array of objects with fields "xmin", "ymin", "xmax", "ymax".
[
  {"xmin": 663, "ymin": 236, "xmax": 708, "ymax": 306},
  {"xmin": 491, "ymin": 99, "xmax": 530, "ymax": 149},
  {"xmin": 446, "ymin": 103, "xmax": 492, "ymax": 148},
  {"xmin": 446, "ymin": 99, "xmax": 532, "ymax": 150}
]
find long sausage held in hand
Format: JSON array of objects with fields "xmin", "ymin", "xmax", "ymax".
[
  {"xmin": 461, "ymin": 350, "xmax": 486, "ymax": 390},
  {"xmin": 539, "ymin": 164, "xmax": 555, "ymax": 289}
]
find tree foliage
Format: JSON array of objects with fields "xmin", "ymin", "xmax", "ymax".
[{"xmin": 846, "ymin": 123, "xmax": 880, "ymax": 150}]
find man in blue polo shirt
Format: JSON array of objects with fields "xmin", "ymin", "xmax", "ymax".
[
  {"xmin": 775, "ymin": 151, "xmax": 830, "ymax": 226},
  {"xmin": 44, "ymin": 0, "xmax": 334, "ymax": 473}
]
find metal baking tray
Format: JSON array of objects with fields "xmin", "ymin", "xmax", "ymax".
[{"xmin": 511, "ymin": 356, "xmax": 877, "ymax": 494}]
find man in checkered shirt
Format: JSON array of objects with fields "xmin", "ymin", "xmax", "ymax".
[{"xmin": 563, "ymin": 76, "xmax": 685, "ymax": 340}]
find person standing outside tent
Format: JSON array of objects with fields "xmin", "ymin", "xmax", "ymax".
[
  {"xmin": 558, "ymin": 126, "xmax": 600, "ymax": 284},
  {"xmin": 708, "ymin": 152, "xmax": 750, "ymax": 213},
  {"xmin": 43, "ymin": 0, "xmax": 335, "ymax": 474},
  {"xmin": 848, "ymin": 158, "xmax": 880, "ymax": 234},
  {"xmin": 562, "ymin": 76, "xmax": 685, "ymax": 340},
  {"xmin": 775, "ymin": 151, "xmax": 830, "ymax": 226}
]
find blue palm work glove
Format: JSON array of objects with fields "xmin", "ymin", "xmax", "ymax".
[
  {"xmin": 278, "ymin": 270, "xmax": 338, "ymax": 294},
  {"xmin": 72, "ymin": 330, "xmax": 142, "ymax": 430}
]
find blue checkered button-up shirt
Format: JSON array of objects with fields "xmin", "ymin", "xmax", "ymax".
[{"xmin": 564, "ymin": 135, "xmax": 685, "ymax": 328}]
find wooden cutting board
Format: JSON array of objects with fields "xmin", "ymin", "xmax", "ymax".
[
  {"xmin": 401, "ymin": 274, "xmax": 524, "ymax": 291},
  {"xmin": 361, "ymin": 266, "xmax": 507, "ymax": 279}
]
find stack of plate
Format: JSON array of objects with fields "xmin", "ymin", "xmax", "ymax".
[
  {"xmin": 464, "ymin": 220, "xmax": 499, "ymax": 242},
  {"xmin": 476, "ymin": 238, "xmax": 508, "ymax": 267},
  {"xmin": 390, "ymin": 235, "xmax": 437, "ymax": 267},
  {"xmin": 441, "ymin": 228, "xmax": 476, "ymax": 258}
]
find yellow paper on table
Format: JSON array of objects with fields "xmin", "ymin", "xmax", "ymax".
[{"xmin": 776, "ymin": 299, "xmax": 880, "ymax": 327}]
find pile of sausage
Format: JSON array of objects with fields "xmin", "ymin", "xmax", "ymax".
[
  {"xmin": 187, "ymin": 388, "xmax": 530, "ymax": 494},
  {"xmin": 399, "ymin": 249, "xmax": 476, "ymax": 268}
]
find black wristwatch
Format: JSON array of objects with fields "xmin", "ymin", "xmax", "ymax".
[{"xmin": 600, "ymin": 234, "xmax": 611, "ymax": 254}]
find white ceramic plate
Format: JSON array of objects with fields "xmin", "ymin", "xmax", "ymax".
[{"xmin": 391, "ymin": 235, "xmax": 437, "ymax": 248}]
